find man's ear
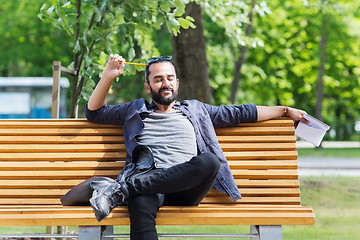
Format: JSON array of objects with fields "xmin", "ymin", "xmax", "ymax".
[{"xmin": 144, "ymin": 82, "xmax": 151, "ymax": 93}]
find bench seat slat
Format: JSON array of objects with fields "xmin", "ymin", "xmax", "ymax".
[
  {"xmin": 0, "ymin": 170, "xmax": 119, "ymax": 179},
  {"xmin": 231, "ymin": 170, "xmax": 298, "ymax": 179},
  {"xmin": 0, "ymin": 213, "xmax": 315, "ymax": 226},
  {"xmin": 0, "ymin": 128, "xmax": 123, "ymax": 136},
  {"xmin": 202, "ymin": 196, "xmax": 300, "ymax": 204},
  {"xmin": 229, "ymin": 160, "xmax": 297, "ymax": 169},
  {"xmin": 235, "ymin": 179, "xmax": 299, "ymax": 188},
  {"xmin": 225, "ymin": 151, "xmax": 298, "ymax": 160},
  {"xmin": 0, "ymin": 143, "xmax": 295, "ymax": 152},
  {"xmin": 215, "ymin": 127, "xmax": 294, "ymax": 135},
  {"xmin": 0, "ymin": 206, "xmax": 314, "ymax": 214},
  {"xmin": 0, "ymin": 119, "xmax": 118, "ymax": 128},
  {"xmin": 220, "ymin": 143, "xmax": 295, "ymax": 151},
  {"xmin": 0, "ymin": 180, "xmax": 87, "ymax": 189},
  {"xmin": 208, "ymin": 188, "xmax": 299, "ymax": 196},
  {"xmin": 0, "ymin": 152, "xmax": 126, "ymax": 161},
  {"xmin": 0, "ymin": 162, "xmax": 124, "ymax": 171},
  {"xmin": 0, "ymin": 170, "xmax": 297, "ymax": 180},
  {"xmin": 0, "ymin": 144, "xmax": 125, "ymax": 153},
  {"xmin": 0, "ymin": 188, "xmax": 299, "ymax": 198},
  {"xmin": 217, "ymin": 135, "xmax": 296, "ymax": 143},
  {"xmin": 0, "ymin": 136, "xmax": 125, "ymax": 144},
  {"xmin": 0, "ymin": 179, "xmax": 301, "ymax": 189},
  {"xmin": 0, "ymin": 161, "xmax": 296, "ymax": 170},
  {"xmin": 0, "ymin": 151, "xmax": 297, "ymax": 161},
  {"xmin": 0, "ymin": 196, "xmax": 300, "ymax": 205}
]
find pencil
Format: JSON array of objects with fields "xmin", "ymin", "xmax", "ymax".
[{"xmin": 124, "ymin": 62, "xmax": 147, "ymax": 66}]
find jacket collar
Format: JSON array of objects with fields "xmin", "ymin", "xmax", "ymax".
[{"xmin": 147, "ymin": 100, "xmax": 181, "ymax": 111}]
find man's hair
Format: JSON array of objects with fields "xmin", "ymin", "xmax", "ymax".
[{"xmin": 145, "ymin": 58, "xmax": 176, "ymax": 83}]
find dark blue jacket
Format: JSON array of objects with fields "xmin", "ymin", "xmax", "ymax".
[{"xmin": 85, "ymin": 99, "xmax": 258, "ymax": 201}]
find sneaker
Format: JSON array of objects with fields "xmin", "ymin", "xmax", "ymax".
[{"xmin": 89, "ymin": 177, "xmax": 128, "ymax": 222}]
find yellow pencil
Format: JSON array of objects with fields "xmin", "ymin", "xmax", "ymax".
[{"xmin": 124, "ymin": 62, "xmax": 147, "ymax": 66}]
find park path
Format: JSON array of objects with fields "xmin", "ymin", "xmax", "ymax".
[
  {"xmin": 296, "ymin": 140, "xmax": 360, "ymax": 176},
  {"xmin": 298, "ymin": 156, "xmax": 360, "ymax": 176}
]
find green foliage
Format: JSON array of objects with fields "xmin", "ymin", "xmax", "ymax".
[
  {"xmin": 37, "ymin": 0, "xmax": 195, "ymax": 116},
  {"xmin": 204, "ymin": 0, "xmax": 360, "ymax": 140},
  {"xmin": 0, "ymin": 0, "xmax": 72, "ymax": 77},
  {"xmin": 1, "ymin": 0, "xmax": 359, "ymax": 138}
]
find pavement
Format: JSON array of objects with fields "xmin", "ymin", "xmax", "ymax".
[
  {"xmin": 296, "ymin": 141, "xmax": 360, "ymax": 148},
  {"xmin": 298, "ymin": 156, "xmax": 360, "ymax": 176},
  {"xmin": 296, "ymin": 141, "xmax": 360, "ymax": 176}
]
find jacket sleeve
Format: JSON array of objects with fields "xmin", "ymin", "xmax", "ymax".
[
  {"xmin": 85, "ymin": 103, "xmax": 128, "ymax": 126},
  {"xmin": 203, "ymin": 103, "xmax": 258, "ymax": 128}
]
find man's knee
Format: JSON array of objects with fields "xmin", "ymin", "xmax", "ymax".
[
  {"xmin": 197, "ymin": 152, "xmax": 220, "ymax": 169},
  {"xmin": 192, "ymin": 152, "xmax": 220, "ymax": 177}
]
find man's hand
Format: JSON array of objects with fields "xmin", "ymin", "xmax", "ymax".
[
  {"xmin": 87, "ymin": 54, "xmax": 125, "ymax": 111},
  {"xmin": 287, "ymin": 107, "xmax": 309, "ymax": 128},
  {"xmin": 101, "ymin": 54, "xmax": 125, "ymax": 82}
]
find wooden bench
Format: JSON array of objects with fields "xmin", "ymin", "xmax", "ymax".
[{"xmin": 0, "ymin": 118, "xmax": 314, "ymax": 239}]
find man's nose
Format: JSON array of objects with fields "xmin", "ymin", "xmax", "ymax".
[{"xmin": 161, "ymin": 78, "xmax": 171, "ymax": 87}]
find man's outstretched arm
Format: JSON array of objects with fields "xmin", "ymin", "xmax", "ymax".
[
  {"xmin": 257, "ymin": 106, "xmax": 309, "ymax": 125},
  {"xmin": 88, "ymin": 54, "xmax": 125, "ymax": 110}
]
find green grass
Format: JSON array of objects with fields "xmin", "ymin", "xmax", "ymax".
[
  {"xmin": 297, "ymin": 148, "xmax": 360, "ymax": 158},
  {"xmin": 1, "ymin": 176, "xmax": 359, "ymax": 239},
  {"xmin": 283, "ymin": 176, "xmax": 360, "ymax": 240}
]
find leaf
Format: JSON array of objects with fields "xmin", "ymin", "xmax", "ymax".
[
  {"xmin": 128, "ymin": 47, "xmax": 136, "ymax": 61},
  {"xmin": 47, "ymin": 5, "xmax": 55, "ymax": 15},
  {"xmin": 58, "ymin": 18, "xmax": 63, "ymax": 26},
  {"xmin": 174, "ymin": 5, "xmax": 186, "ymax": 17},
  {"xmin": 95, "ymin": 7, "xmax": 102, "ymax": 22},
  {"xmin": 85, "ymin": 56, "xmax": 92, "ymax": 67},
  {"xmin": 62, "ymin": 2, "xmax": 71, "ymax": 8},
  {"xmin": 37, "ymin": 13, "xmax": 43, "ymax": 21},
  {"xmin": 73, "ymin": 40, "xmax": 81, "ymax": 53},
  {"xmin": 40, "ymin": 3, "xmax": 46, "ymax": 11},
  {"xmin": 178, "ymin": 18, "xmax": 190, "ymax": 29},
  {"xmin": 160, "ymin": 2, "xmax": 172, "ymax": 13},
  {"xmin": 100, "ymin": 0, "xmax": 109, "ymax": 12}
]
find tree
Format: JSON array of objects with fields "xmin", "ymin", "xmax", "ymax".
[
  {"xmin": 172, "ymin": 2, "xmax": 212, "ymax": 103},
  {"xmin": 230, "ymin": 0, "xmax": 257, "ymax": 104},
  {"xmin": 39, "ymin": 0, "xmax": 195, "ymax": 117}
]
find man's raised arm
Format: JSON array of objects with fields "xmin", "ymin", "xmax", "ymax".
[{"xmin": 88, "ymin": 54, "xmax": 125, "ymax": 110}]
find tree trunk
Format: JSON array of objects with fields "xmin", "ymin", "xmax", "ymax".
[
  {"xmin": 134, "ymin": 40, "xmax": 144, "ymax": 99},
  {"xmin": 230, "ymin": 0, "xmax": 257, "ymax": 104},
  {"xmin": 172, "ymin": 2, "xmax": 212, "ymax": 104},
  {"xmin": 316, "ymin": 13, "xmax": 327, "ymax": 121}
]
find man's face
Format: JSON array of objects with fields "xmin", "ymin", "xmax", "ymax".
[{"xmin": 145, "ymin": 62, "xmax": 179, "ymax": 105}]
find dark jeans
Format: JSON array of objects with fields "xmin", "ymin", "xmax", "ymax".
[{"xmin": 126, "ymin": 152, "xmax": 221, "ymax": 240}]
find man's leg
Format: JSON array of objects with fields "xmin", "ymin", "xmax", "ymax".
[
  {"xmin": 125, "ymin": 153, "xmax": 220, "ymax": 240},
  {"xmin": 126, "ymin": 152, "xmax": 220, "ymax": 200},
  {"xmin": 127, "ymin": 194, "xmax": 162, "ymax": 240}
]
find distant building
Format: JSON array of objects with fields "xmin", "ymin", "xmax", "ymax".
[{"xmin": 0, "ymin": 77, "xmax": 69, "ymax": 119}]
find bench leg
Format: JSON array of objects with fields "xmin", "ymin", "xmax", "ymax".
[
  {"xmin": 102, "ymin": 225, "xmax": 114, "ymax": 240},
  {"xmin": 250, "ymin": 225, "xmax": 282, "ymax": 240},
  {"xmin": 78, "ymin": 226, "xmax": 114, "ymax": 240}
]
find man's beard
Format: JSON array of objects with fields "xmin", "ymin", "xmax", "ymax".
[{"xmin": 150, "ymin": 86, "xmax": 178, "ymax": 106}]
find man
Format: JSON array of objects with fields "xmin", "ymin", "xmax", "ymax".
[{"xmin": 84, "ymin": 54, "xmax": 307, "ymax": 240}]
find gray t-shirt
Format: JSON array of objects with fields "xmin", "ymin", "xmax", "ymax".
[{"xmin": 136, "ymin": 110, "xmax": 197, "ymax": 169}]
